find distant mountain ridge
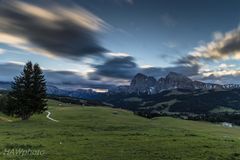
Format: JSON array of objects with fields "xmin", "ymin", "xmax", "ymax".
[
  {"xmin": 0, "ymin": 82, "xmax": 101, "ymax": 100},
  {"xmin": 47, "ymin": 85, "xmax": 101, "ymax": 99},
  {"xmin": 109, "ymin": 72, "xmax": 240, "ymax": 95},
  {"xmin": 1, "ymin": 72, "xmax": 240, "ymax": 99}
]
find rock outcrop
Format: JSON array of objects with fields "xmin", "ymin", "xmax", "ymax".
[{"xmin": 109, "ymin": 72, "xmax": 240, "ymax": 95}]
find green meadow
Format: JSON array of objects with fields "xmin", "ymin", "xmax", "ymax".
[{"xmin": 0, "ymin": 100, "xmax": 240, "ymax": 160}]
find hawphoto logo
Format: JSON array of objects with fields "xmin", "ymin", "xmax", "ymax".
[{"xmin": 2, "ymin": 148, "xmax": 45, "ymax": 157}]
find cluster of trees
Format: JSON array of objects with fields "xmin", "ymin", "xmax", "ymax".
[
  {"xmin": 0, "ymin": 62, "xmax": 47, "ymax": 120},
  {"xmin": 134, "ymin": 107, "xmax": 240, "ymax": 125},
  {"xmin": 106, "ymin": 89, "xmax": 240, "ymax": 117},
  {"xmin": 0, "ymin": 94, "xmax": 8, "ymax": 112},
  {"xmin": 187, "ymin": 112, "xmax": 240, "ymax": 125}
]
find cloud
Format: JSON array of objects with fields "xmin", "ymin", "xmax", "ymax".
[
  {"xmin": 7, "ymin": 61, "xmax": 25, "ymax": 66},
  {"xmin": 174, "ymin": 26, "xmax": 240, "ymax": 83},
  {"xmin": 141, "ymin": 65, "xmax": 200, "ymax": 79},
  {"xmin": 174, "ymin": 55, "xmax": 199, "ymax": 65},
  {"xmin": 175, "ymin": 26, "xmax": 240, "ymax": 69},
  {"xmin": 219, "ymin": 63, "xmax": 235, "ymax": 69},
  {"xmin": 44, "ymin": 70, "xmax": 115, "ymax": 89},
  {"xmin": 0, "ymin": 1, "xmax": 108, "ymax": 59},
  {"xmin": 0, "ymin": 62, "xmax": 115, "ymax": 90},
  {"xmin": 187, "ymin": 27, "xmax": 240, "ymax": 61},
  {"xmin": 0, "ymin": 48, "xmax": 5, "ymax": 54},
  {"xmin": 89, "ymin": 55, "xmax": 200, "ymax": 81},
  {"xmin": 90, "ymin": 56, "xmax": 139, "ymax": 79},
  {"xmin": 140, "ymin": 64, "xmax": 154, "ymax": 68},
  {"xmin": 212, "ymin": 31, "xmax": 223, "ymax": 40},
  {"xmin": 106, "ymin": 52, "xmax": 130, "ymax": 57}
]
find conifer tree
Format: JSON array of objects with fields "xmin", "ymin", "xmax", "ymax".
[
  {"xmin": 7, "ymin": 61, "xmax": 47, "ymax": 120},
  {"xmin": 32, "ymin": 63, "xmax": 47, "ymax": 113}
]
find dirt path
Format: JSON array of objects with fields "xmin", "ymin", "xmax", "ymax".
[{"xmin": 45, "ymin": 111, "xmax": 59, "ymax": 122}]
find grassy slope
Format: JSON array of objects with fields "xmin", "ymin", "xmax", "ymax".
[{"xmin": 0, "ymin": 100, "xmax": 240, "ymax": 160}]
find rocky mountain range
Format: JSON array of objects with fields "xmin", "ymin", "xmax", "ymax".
[
  {"xmin": 109, "ymin": 72, "xmax": 240, "ymax": 95},
  {"xmin": 1, "ymin": 72, "xmax": 240, "ymax": 99}
]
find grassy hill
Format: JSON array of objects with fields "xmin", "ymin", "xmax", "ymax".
[{"xmin": 0, "ymin": 100, "xmax": 240, "ymax": 159}]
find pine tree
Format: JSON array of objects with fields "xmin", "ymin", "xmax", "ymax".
[
  {"xmin": 6, "ymin": 76, "xmax": 24, "ymax": 117},
  {"xmin": 6, "ymin": 61, "xmax": 47, "ymax": 120},
  {"xmin": 32, "ymin": 63, "xmax": 47, "ymax": 113}
]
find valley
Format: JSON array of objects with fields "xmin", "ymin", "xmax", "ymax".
[{"xmin": 3, "ymin": 72, "xmax": 240, "ymax": 124}]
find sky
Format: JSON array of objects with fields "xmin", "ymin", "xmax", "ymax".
[{"xmin": 1, "ymin": 0, "xmax": 240, "ymax": 91}]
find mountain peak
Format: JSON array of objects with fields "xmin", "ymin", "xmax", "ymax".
[
  {"xmin": 109, "ymin": 71, "xmax": 240, "ymax": 95},
  {"xmin": 129, "ymin": 73, "xmax": 157, "ymax": 94}
]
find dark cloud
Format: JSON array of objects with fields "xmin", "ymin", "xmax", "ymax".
[
  {"xmin": 90, "ymin": 56, "xmax": 140, "ymax": 79},
  {"xmin": 89, "ymin": 56, "xmax": 200, "ymax": 80},
  {"xmin": 174, "ymin": 55, "xmax": 199, "ymax": 65},
  {"xmin": 218, "ymin": 31, "xmax": 240, "ymax": 55},
  {"xmin": 182, "ymin": 28, "xmax": 240, "ymax": 61},
  {"xmin": 142, "ymin": 65, "xmax": 200, "ymax": 79},
  {"xmin": 0, "ymin": 62, "xmax": 115, "ymax": 90},
  {"xmin": 0, "ymin": 1, "xmax": 108, "ymax": 59},
  {"xmin": 45, "ymin": 70, "xmax": 115, "ymax": 89}
]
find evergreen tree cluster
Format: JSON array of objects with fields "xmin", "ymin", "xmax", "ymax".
[{"xmin": 6, "ymin": 61, "xmax": 47, "ymax": 120}]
